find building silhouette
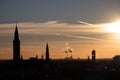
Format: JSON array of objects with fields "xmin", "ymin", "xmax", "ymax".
[
  {"xmin": 87, "ymin": 56, "xmax": 90, "ymax": 62},
  {"xmin": 92, "ymin": 50, "xmax": 96, "ymax": 62},
  {"xmin": 46, "ymin": 43, "xmax": 50, "ymax": 62},
  {"xmin": 13, "ymin": 22, "xmax": 20, "ymax": 61}
]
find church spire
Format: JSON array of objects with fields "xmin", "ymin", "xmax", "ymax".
[
  {"xmin": 13, "ymin": 22, "xmax": 20, "ymax": 62},
  {"xmin": 46, "ymin": 43, "xmax": 50, "ymax": 63}
]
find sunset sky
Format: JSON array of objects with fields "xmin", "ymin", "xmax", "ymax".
[{"xmin": 0, "ymin": 0, "xmax": 120, "ymax": 60}]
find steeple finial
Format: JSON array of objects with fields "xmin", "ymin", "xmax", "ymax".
[{"xmin": 16, "ymin": 21, "xmax": 17, "ymax": 27}]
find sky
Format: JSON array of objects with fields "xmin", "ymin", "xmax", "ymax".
[
  {"xmin": 0, "ymin": 0, "xmax": 120, "ymax": 60},
  {"xmin": 0, "ymin": 0, "xmax": 120, "ymax": 24}
]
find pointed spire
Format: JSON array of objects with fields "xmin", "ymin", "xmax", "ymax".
[
  {"xmin": 16, "ymin": 21, "xmax": 17, "ymax": 27},
  {"xmin": 15, "ymin": 21, "xmax": 18, "ymax": 32},
  {"xmin": 46, "ymin": 43, "xmax": 48, "ymax": 48},
  {"xmin": 46, "ymin": 43, "xmax": 49, "ymax": 54},
  {"xmin": 46, "ymin": 43, "xmax": 49, "ymax": 62},
  {"xmin": 13, "ymin": 21, "xmax": 20, "ymax": 62},
  {"xmin": 14, "ymin": 22, "xmax": 19, "ymax": 40}
]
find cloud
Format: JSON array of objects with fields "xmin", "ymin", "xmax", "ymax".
[
  {"xmin": 0, "ymin": 20, "xmax": 108, "ymax": 45},
  {"xmin": 58, "ymin": 34, "xmax": 102, "ymax": 41},
  {"xmin": 77, "ymin": 21, "xmax": 98, "ymax": 26},
  {"xmin": 0, "ymin": 20, "xmax": 103, "ymax": 35},
  {"xmin": 57, "ymin": 34, "xmax": 115, "ymax": 43}
]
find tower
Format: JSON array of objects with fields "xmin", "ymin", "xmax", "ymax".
[
  {"xmin": 46, "ymin": 43, "xmax": 49, "ymax": 62},
  {"xmin": 13, "ymin": 22, "xmax": 20, "ymax": 61},
  {"xmin": 92, "ymin": 50, "xmax": 96, "ymax": 62}
]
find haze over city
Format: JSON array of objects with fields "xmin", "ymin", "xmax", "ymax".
[{"xmin": 0, "ymin": 0, "xmax": 120, "ymax": 60}]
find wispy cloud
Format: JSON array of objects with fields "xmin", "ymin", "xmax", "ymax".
[
  {"xmin": 57, "ymin": 34, "xmax": 110, "ymax": 41},
  {"xmin": 0, "ymin": 21, "xmax": 104, "ymax": 35},
  {"xmin": 77, "ymin": 21, "xmax": 98, "ymax": 27}
]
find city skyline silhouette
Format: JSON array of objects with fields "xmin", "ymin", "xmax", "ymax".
[
  {"xmin": 0, "ymin": 25, "xmax": 120, "ymax": 80},
  {"xmin": 0, "ymin": 1, "xmax": 120, "ymax": 80}
]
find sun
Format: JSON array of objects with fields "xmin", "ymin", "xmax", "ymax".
[{"xmin": 105, "ymin": 21, "xmax": 120, "ymax": 33}]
